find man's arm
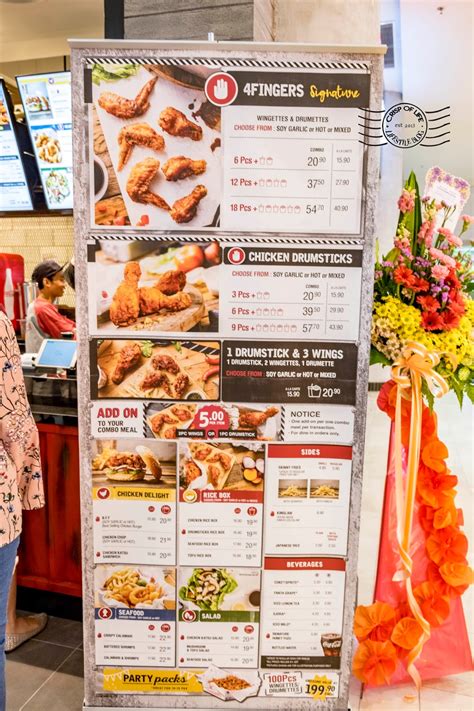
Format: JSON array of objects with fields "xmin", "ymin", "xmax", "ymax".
[{"xmin": 36, "ymin": 301, "xmax": 76, "ymax": 339}]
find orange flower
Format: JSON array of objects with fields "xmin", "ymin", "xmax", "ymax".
[
  {"xmin": 432, "ymin": 503, "xmax": 458, "ymax": 529},
  {"xmin": 413, "ymin": 581, "xmax": 450, "ymax": 627},
  {"xmin": 353, "ymin": 602, "xmax": 397, "ymax": 642},
  {"xmin": 421, "ymin": 439, "xmax": 449, "ymax": 473},
  {"xmin": 426, "ymin": 526, "xmax": 468, "ymax": 566},
  {"xmin": 439, "ymin": 562, "xmax": 474, "ymax": 594},
  {"xmin": 352, "ymin": 639, "xmax": 398, "ymax": 685},
  {"xmin": 420, "ymin": 407, "xmax": 438, "ymax": 443},
  {"xmin": 426, "ymin": 561, "xmax": 451, "ymax": 596},
  {"xmin": 377, "ymin": 380, "xmax": 396, "ymax": 419},
  {"xmin": 417, "ymin": 463, "xmax": 457, "ymax": 508},
  {"xmin": 418, "ymin": 504, "xmax": 436, "ymax": 533},
  {"xmin": 391, "ymin": 616, "xmax": 423, "ymax": 650}
]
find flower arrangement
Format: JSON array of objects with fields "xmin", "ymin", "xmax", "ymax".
[
  {"xmin": 353, "ymin": 172, "xmax": 474, "ymax": 688},
  {"xmin": 371, "ymin": 172, "xmax": 474, "ymax": 406},
  {"xmin": 352, "ymin": 381, "xmax": 474, "ymax": 687}
]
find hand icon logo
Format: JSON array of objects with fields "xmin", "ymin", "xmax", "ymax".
[
  {"xmin": 214, "ymin": 78, "xmax": 229, "ymax": 100},
  {"xmin": 205, "ymin": 72, "xmax": 238, "ymax": 106}
]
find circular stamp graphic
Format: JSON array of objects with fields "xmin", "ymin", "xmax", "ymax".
[{"xmin": 382, "ymin": 103, "xmax": 428, "ymax": 148}]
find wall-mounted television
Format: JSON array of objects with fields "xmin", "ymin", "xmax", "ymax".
[
  {"xmin": 0, "ymin": 79, "xmax": 34, "ymax": 212},
  {"xmin": 16, "ymin": 71, "xmax": 73, "ymax": 211}
]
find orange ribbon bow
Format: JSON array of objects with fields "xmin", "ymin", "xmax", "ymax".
[{"xmin": 391, "ymin": 342, "xmax": 449, "ymax": 688}]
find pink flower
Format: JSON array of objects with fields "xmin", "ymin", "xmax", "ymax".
[
  {"xmin": 429, "ymin": 248, "xmax": 456, "ymax": 268},
  {"xmin": 461, "ymin": 215, "xmax": 474, "ymax": 225},
  {"xmin": 397, "ymin": 188, "xmax": 416, "ymax": 214},
  {"xmin": 438, "ymin": 227, "xmax": 462, "ymax": 247},
  {"xmin": 418, "ymin": 220, "xmax": 435, "ymax": 247},
  {"xmin": 432, "ymin": 264, "xmax": 449, "ymax": 280}
]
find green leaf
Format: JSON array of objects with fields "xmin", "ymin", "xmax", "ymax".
[
  {"xmin": 421, "ymin": 379, "xmax": 435, "ymax": 411},
  {"xmin": 466, "ymin": 382, "xmax": 474, "ymax": 405},
  {"xmin": 451, "ymin": 378, "xmax": 465, "ymax": 409},
  {"xmin": 370, "ymin": 346, "xmax": 392, "ymax": 366}
]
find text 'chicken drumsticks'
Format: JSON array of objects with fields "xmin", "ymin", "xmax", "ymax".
[
  {"xmin": 162, "ymin": 156, "xmax": 207, "ymax": 182},
  {"xmin": 98, "ymin": 77, "xmax": 157, "ymax": 119},
  {"xmin": 159, "ymin": 107, "xmax": 203, "ymax": 141},
  {"xmin": 126, "ymin": 157, "xmax": 170, "ymax": 211},
  {"xmin": 118, "ymin": 123, "xmax": 165, "ymax": 170},
  {"xmin": 170, "ymin": 185, "xmax": 208, "ymax": 223}
]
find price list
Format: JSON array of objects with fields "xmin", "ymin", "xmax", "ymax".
[
  {"xmin": 221, "ymin": 246, "xmax": 362, "ymax": 341},
  {"xmin": 178, "ymin": 567, "xmax": 261, "ymax": 668},
  {"xmin": 92, "ymin": 486, "xmax": 176, "ymax": 565},
  {"xmin": 260, "ymin": 557, "xmax": 345, "ymax": 669},
  {"xmin": 264, "ymin": 445, "xmax": 352, "ymax": 556},
  {"xmin": 178, "ymin": 489, "xmax": 263, "ymax": 566},
  {"xmin": 95, "ymin": 608, "xmax": 176, "ymax": 666},
  {"xmin": 221, "ymin": 106, "xmax": 363, "ymax": 233}
]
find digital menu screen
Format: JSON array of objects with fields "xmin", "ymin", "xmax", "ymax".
[
  {"xmin": 0, "ymin": 80, "xmax": 33, "ymax": 212},
  {"xmin": 17, "ymin": 71, "xmax": 73, "ymax": 210}
]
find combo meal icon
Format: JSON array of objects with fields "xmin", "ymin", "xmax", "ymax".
[{"xmin": 307, "ymin": 383, "xmax": 322, "ymax": 398}]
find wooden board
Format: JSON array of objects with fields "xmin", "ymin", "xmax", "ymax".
[
  {"xmin": 99, "ymin": 285, "xmax": 207, "ymax": 334},
  {"xmin": 97, "ymin": 340, "xmax": 219, "ymax": 401}
]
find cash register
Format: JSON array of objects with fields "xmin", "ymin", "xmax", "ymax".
[{"xmin": 21, "ymin": 339, "xmax": 78, "ymax": 420}]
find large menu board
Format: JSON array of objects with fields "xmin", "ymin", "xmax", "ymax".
[
  {"xmin": 17, "ymin": 71, "xmax": 73, "ymax": 210},
  {"xmin": 72, "ymin": 41, "xmax": 383, "ymax": 711},
  {"xmin": 0, "ymin": 80, "xmax": 33, "ymax": 212}
]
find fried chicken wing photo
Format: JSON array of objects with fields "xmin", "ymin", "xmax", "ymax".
[
  {"xmin": 162, "ymin": 156, "xmax": 207, "ymax": 181},
  {"xmin": 185, "ymin": 460, "xmax": 201, "ymax": 487},
  {"xmin": 239, "ymin": 407, "xmax": 279, "ymax": 428},
  {"xmin": 138, "ymin": 287, "xmax": 192, "ymax": 315},
  {"xmin": 98, "ymin": 77, "xmax": 157, "ymax": 119},
  {"xmin": 149, "ymin": 354, "xmax": 180, "ymax": 375},
  {"xmin": 170, "ymin": 185, "xmax": 207, "ymax": 223},
  {"xmin": 111, "ymin": 343, "xmax": 142, "ymax": 384},
  {"xmin": 109, "ymin": 262, "xmax": 141, "ymax": 327},
  {"xmin": 155, "ymin": 269, "xmax": 186, "ymax": 295},
  {"xmin": 140, "ymin": 370, "xmax": 172, "ymax": 394},
  {"xmin": 126, "ymin": 157, "xmax": 170, "ymax": 211},
  {"xmin": 159, "ymin": 107, "xmax": 203, "ymax": 141},
  {"xmin": 118, "ymin": 123, "xmax": 165, "ymax": 171},
  {"xmin": 174, "ymin": 372, "xmax": 190, "ymax": 398}
]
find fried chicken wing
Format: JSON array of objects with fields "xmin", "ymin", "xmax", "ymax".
[
  {"xmin": 118, "ymin": 122, "xmax": 165, "ymax": 170},
  {"xmin": 171, "ymin": 405, "xmax": 193, "ymax": 421},
  {"xmin": 139, "ymin": 286, "xmax": 192, "ymax": 315},
  {"xmin": 170, "ymin": 185, "xmax": 207, "ymax": 224},
  {"xmin": 98, "ymin": 78, "xmax": 157, "ymax": 119},
  {"xmin": 163, "ymin": 426, "xmax": 177, "ymax": 439},
  {"xmin": 207, "ymin": 464, "xmax": 220, "ymax": 487},
  {"xmin": 174, "ymin": 372, "xmax": 190, "ymax": 398},
  {"xmin": 155, "ymin": 269, "xmax": 186, "ymax": 295},
  {"xmin": 111, "ymin": 342, "xmax": 142, "ymax": 384},
  {"xmin": 110, "ymin": 262, "xmax": 141, "ymax": 327},
  {"xmin": 238, "ymin": 407, "xmax": 279, "ymax": 428},
  {"xmin": 185, "ymin": 460, "xmax": 201, "ymax": 487},
  {"xmin": 159, "ymin": 107, "xmax": 203, "ymax": 141},
  {"xmin": 141, "ymin": 370, "xmax": 172, "ymax": 394},
  {"xmin": 126, "ymin": 158, "xmax": 170, "ymax": 211},
  {"xmin": 150, "ymin": 354, "xmax": 179, "ymax": 375},
  {"xmin": 162, "ymin": 156, "xmax": 206, "ymax": 181}
]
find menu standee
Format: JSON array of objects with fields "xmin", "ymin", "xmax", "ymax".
[{"xmin": 72, "ymin": 41, "xmax": 383, "ymax": 711}]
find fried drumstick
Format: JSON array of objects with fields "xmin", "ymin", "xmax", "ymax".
[
  {"xmin": 126, "ymin": 157, "xmax": 170, "ymax": 211},
  {"xmin": 139, "ymin": 286, "xmax": 192, "ymax": 315},
  {"xmin": 109, "ymin": 262, "xmax": 141, "ymax": 327},
  {"xmin": 111, "ymin": 342, "xmax": 142, "ymax": 384},
  {"xmin": 155, "ymin": 269, "xmax": 186, "ymax": 295},
  {"xmin": 238, "ymin": 407, "xmax": 279, "ymax": 428},
  {"xmin": 98, "ymin": 78, "xmax": 157, "ymax": 119},
  {"xmin": 170, "ymin": 185, "xmax": 207, "ymax": 224},
  {"xmin": 159, "ymin": 107, "xmax": 203, "ymax": 141},
  {"xmin": 118, "ymin": 123, "xmax": 165, "ymax": 171},
  {"xmin": 162, "ymin": 156, "xmax": 206, "ymax": 181}
]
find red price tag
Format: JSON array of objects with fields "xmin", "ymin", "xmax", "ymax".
[{"xmin": 192, "ymin": 405, "xmax": 230, "ymax": 437}]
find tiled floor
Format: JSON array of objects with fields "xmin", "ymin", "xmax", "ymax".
[{"xmin": 5, "ymin": 392, "xmax": 473, "ymax": 710}]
